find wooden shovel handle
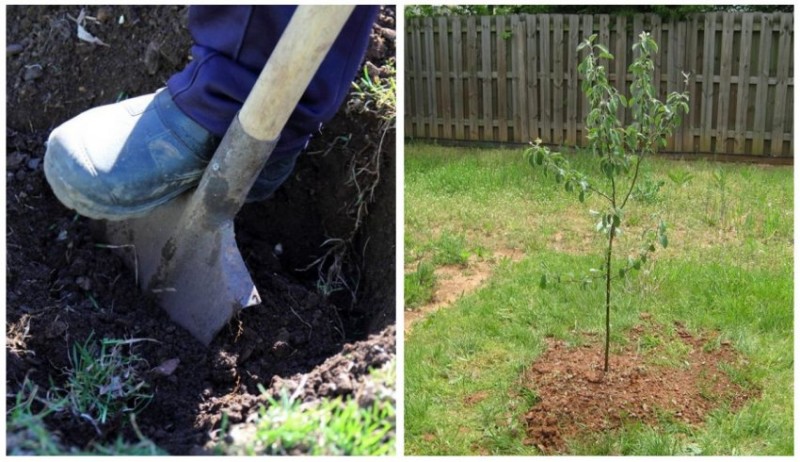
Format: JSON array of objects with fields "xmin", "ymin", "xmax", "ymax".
[{"xmin": 238, "ymin": 5, "xmax": 356, "ymax": 141}]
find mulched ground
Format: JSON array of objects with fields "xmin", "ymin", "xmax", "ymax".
[
  {"xmin": 521, "ymin": 319, "xmax": 757, "ymax": 454},
  {"xmin": 6, "ymin": 5, "xmax": 395, "ymax": 455}
]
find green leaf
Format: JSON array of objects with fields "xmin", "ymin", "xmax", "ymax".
[
  {"xmin": 578, "ymin": 190, "xmax": 585, "ymax": 202},
  {"xmin": 601, "ymin": 162, "xmax": 614, "ymax": 179},
  {"xmin": 535, "ymin": 150, "xmax": 544, "ymax": 165},
  {"xmin": 539, "ymin": 274, "xmax": 548, "ymax": 289},
  {"xmin": 659, "ymin": 233, "xmax": 668, "ymax": 248}
]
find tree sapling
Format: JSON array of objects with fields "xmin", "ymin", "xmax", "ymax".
[{"xmin": 525, "ymin": 32, "xmax": 689, "ymax": 372}]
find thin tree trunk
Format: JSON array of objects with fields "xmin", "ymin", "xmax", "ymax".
[{"xmin": 604, "ymin": 225, "xmax": 616, "ymax": 372}]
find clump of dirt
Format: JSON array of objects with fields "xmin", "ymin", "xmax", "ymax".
[
  {"xmin": 521, "ymin": 321, "xmax": 757, "ymax": 454},
  {"xmin": 6, "ymin": 5, "xmax": 395, "ymax": 455}
]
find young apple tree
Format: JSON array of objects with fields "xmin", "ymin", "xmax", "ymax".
[{"xmin": 525, "ymin": 32, "xmax": 689, "ymax": 372}]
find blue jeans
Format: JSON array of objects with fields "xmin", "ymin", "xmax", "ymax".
[{"xmin": 167, "ymin": 6, "xmax": 379, "ymax": 200}]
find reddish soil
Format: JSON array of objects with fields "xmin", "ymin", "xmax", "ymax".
[
  {"xmin": 6, "ymin": 5, "xmax": 395, "ymax": 455},
  {"xmin": 521, "ymin": 320, "xmax": 756, "ymax": 454}
]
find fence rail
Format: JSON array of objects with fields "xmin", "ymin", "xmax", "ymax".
[{"xmin": 405, "ymin": 12, "xmax": 794, "ymax": 158}]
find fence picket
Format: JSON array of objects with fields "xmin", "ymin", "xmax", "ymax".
[
  {"xmin": 567, "ymin": 15, "xmax": 580, "ymax": 146},
  {"xmin": 676, "ymin": 21, "xmax": 688, "ymax": 149},
  {"xmin": 410, "ymin": 19, "xmax": 423, "ymax": 136},
  {"xmin": 423, "ymin": 18, "xmax": 437, "ymax": 137},
  {"xmin": 700, "ymin": 12, "xmax": 716, "ymax": 152},
  {"xmin": 734, "ymin": 13, "xmax": 753, "ymax": 152},
  {"xmin": 553, "ymin": 15, "xmax": 564, "ymax": 144},
  {"xmin": 580, "ymin": 15, "xmax": 593, "ymax": 141},
  {"xmin": 771, "ymin": 12, "xmax": 792, "ymax": 156},
  {"xmin": 497, "ymin": 15, "xmax": 508, "ymax": 142},
  {"xmin": 614, "ymin": 15, "xmax": 627, "ymax": 123},
  {"xmin": 452, "ymin": 17, "xmax": 464, "ymax": 139},
  {"xmin": 752, "ymin": 14, "xmax": 772, "ymax": 155},
  {"xmin": 685, "ymin": 15, "xmax": 701, "ymax": 152},
  {"xmin": 668, "ymin": 19, "xmax": 684, "ymax": 150},
  {"xmin": 527, "ymin": 15, "xmax": 540, "ymax": 140},
  {"xmin": 716, "ymin": 12, "xmax": 735, "ymax": 154},
  {"xmin": 539, "ymin": 15, "xmax": 552, "ymax": 142},
  {"xmin": 438, "ymin": 16, "xmax": 452, "ymax": 139},
  {"xmin": 512, "ymin": 16, "xmax": 529, "ymax": 142},
  {"xmin": 466, "ymin": 17, "xmax": 479, "ymax": 140},
  {"xmin": 651, "ymin": 15, "xmax": 663, "ymax": 99},
  {"xmin": 481, "ymin": 16, "xmax": 492, "ymax": 140}
]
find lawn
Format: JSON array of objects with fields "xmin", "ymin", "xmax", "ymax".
[{"xmin": 404, "ymin": 142, "xmax": 793, "ymax": 455}]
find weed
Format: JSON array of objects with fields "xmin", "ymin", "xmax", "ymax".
[
  {"xmin": 667, "ymin": 169, "xmax": 694, "ymax": 188},
  {"xmin": 63, "ymin": 334, "xmax": 153, "ymax": 432},
  {"xmin": 405, "ymin": 260, "xmax": 437, "ymax": 309},
  {"xmin": 7, "ymin": 373, "xmax": 165, "ymax": 455},
  {"xmin": 432, "ymin": 231, "xmax": 472, "ymax": 266},
  {"xmin": 518, "ymin": 386, "xmax": 540, "ymax": 408},
  {"xmin": 349, "ymin": 58, "xmax": 396, "ymax": 121},
  {"xmin": 704, "ymin": 168, "xmax": 729, "ymax": 227},
  {"xmin": 632, "ymin": 175, "xmax": 665, "ymax": 204}
]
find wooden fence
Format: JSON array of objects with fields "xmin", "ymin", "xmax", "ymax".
[{"xmin": 405, "ymin": 12, "xmax": 794, "ymax": 158}]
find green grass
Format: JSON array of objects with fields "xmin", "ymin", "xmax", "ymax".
[
  {"xmin": 431, "ymin": 231, "xmax": 472, "ymax": 266},
  {"xmin": 64, "ymin": 334, "xmax": 153, "ymax": 430},
  {"xmin": 7, "ymin": 374, "xmax": 165, "ymax": 455},
  {"xmin": 223, "ymin": 393, "xmax": 395, "ymax": 456},
  {"xmin": 219, "ymin": 361, "xmax": 396, "ymax": 456},
  {"xmin": 404, "ymin": 143, "xmax": 792, "ymax": 455},
  {"xmin": 405, "ymin": 260, "xmax": 437, "ymax": 308}
]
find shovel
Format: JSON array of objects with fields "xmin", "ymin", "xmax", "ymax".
[{"xmin": 103, "ymin": 5, "xmax": 356, "ymax": 345}]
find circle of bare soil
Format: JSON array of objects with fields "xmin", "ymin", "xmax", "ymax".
[
  {"xmin": 6, "ymin": 5, "xmax": 396, "ymax": 455},
  {"xmin": 521, "ymin": 320, "xmax": 757, "ymax": 454}
]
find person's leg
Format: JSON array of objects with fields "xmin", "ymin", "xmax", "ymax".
[
  {"xmin": 44, "ymin": 6, "xmax": 378, "ymax": 219},
  {"xmin": 168, "ymin": 5, "xmax": 378, "ymax": 201}
]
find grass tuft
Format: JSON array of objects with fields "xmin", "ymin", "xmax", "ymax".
[
  {"xmin": 405, "ymin": 260, "xmax": 437, "ymax": 309},
  {"xmin": 63, "ymin": 334, "xmax": 153, "ymax": 432}
]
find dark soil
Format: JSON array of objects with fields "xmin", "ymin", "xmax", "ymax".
[
  {"xmin": 6, "ymin": 5, "xmax": 396, "ymax": 455},
  {"xmin": 520, "ymin": 319, "xmax": 757, "ymax": 454}
]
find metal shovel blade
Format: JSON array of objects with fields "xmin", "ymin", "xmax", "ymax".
[
  {"xmin": 104, "ymin": 119, "xmax": 275, "ymax": 345},
  {"xmin": 103, "ymin": 196, "xmax": 260, "ymax": 345}
]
